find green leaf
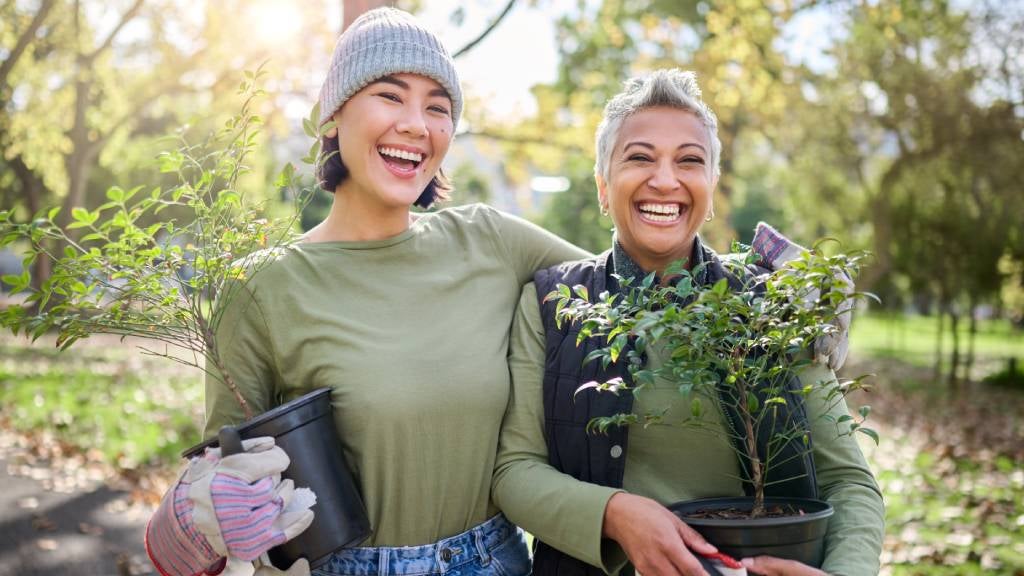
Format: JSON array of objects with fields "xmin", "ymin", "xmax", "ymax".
[
  {"xmin": 573, "ymin": 284, "xmax": 589, "ymax": 301},
  {"xmin": 106, "ymin": 187, "xmax": 125, "ymax": 202},
  {"xmin": 858, "ymin": 405, "xmax": 872, "ymax": 419},
  {"xmin": 2, "ymin": 271, "xmax": 30, "ymax": 292},
  {"xmin": 47, "ymin": 206, "xmax": 61, "ymax": 221},
  {"xmin": 857, "ymin": 427, "xmax": 880, "ymax": 445},
  {"xmin": 690, "ymin": 398, "xmax": 703, "ymax": 418},
  {"xmin": 557, "ymin": 284, "xmax": 571, "ymax": 299},
  {"xmin": 746, "ymin": 392, "xmax": 760, "ymax": 413}
]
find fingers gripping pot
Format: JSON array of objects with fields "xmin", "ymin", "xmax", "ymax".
[{"xmin": 186, "ymin": 388, "xmax": 371, "ymax": 569}]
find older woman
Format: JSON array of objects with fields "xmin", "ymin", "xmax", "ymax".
[{"xmin": 491, "ymin": 69, "xmax": 884, "ymax": 576}]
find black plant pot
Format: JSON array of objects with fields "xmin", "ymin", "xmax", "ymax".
[
  {"xmin": 184, "ymin": 387, "xmax": 371, "ymax": 569},
  {"xmin": 668, "ymin": 497, "xmax": 833, "ymax": 567}
]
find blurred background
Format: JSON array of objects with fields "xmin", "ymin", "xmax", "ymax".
[{"xmin": 1, "ymin": 0, "xmax": 1022, "ymax": 574}]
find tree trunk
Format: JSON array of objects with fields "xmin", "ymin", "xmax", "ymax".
[
  {"xmin": 948, "ymin": 303, "xmax": 961, "ymax": 389},
  {"xmin": 934, "ymin": 307, "xmax": 945, "ymax": 383},
  {"xmin": 343, "ymin": 0, "xmax": 395, "ymax": 30},
  {"xmin": 860, "ymin": 191, "xmax": 893, "ymax": 294},
  {"xmin": 965, "ymin": 295, "xmax": 978, "ymax": 382},
  {"xmin": 10, "ymin": 156, "xmax": 52, "ymax": 293}
]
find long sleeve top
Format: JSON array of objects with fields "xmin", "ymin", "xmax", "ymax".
[{"xmin": 492, "ymin": 280, "xmax": 885, "ymax": 576}]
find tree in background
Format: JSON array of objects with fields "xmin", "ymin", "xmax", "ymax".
[
  {"xmin": 500, "ymin": 0, "xmax": 1024, "ymax": 378},
  {"xmin": 0, "ymin": 0, "xmax": 337, "ymax": 290},
  {"xmin": 775, "ymin": 0, "xmax": 1024, "ymax": 381}
]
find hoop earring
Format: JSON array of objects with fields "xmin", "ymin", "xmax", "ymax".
[{"xmin": 705, "ymin": 209, "xmax": 715, "ymax": 222}]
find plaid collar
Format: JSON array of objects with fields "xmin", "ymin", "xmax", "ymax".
[{"xmin": 610, "ymin": 234, "xmax": 710, "ymax": 287}]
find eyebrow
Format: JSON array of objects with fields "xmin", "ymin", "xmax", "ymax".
[
  {"xmin": 372, "ymin": 76, "xmax": 451, "ymax": 100},
  {"xmin": 622, "ymin": 141, "xmax": 707, "ymax": 153}
]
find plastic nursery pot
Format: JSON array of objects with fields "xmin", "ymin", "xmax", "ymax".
[
  {"xmin": 668, "ymin": 497, "xmax": 834, "ymax": 568},
  {"xmin": 184, "ymin": 387, "xmax": 371, "ymax": 569}
]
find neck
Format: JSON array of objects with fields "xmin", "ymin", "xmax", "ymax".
[
  {"xmin": 612, "ymin": 236, "xmax": 700, "ymax": 285},
  {"xmin": 303, "ymin": 183, "xmax": 413, "ymax": 243}
]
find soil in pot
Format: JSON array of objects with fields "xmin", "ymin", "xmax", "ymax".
[{"xmin": 668, "ymin": 497, "xmax": 833, "ymax": 567}]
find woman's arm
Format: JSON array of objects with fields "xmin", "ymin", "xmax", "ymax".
[
  {"xmin": 202, "ymin": 277, "xmax": 278, "ymax": 438},
  {"xmin": 487, "ymin": 206, "xmax": 592, "ymax": 284},
  {"xmin": 492, "ymin": 282, "xmax": 623, "ymax": 569},
  {"xmin": 800, "ymin": 363, "xmax": 886, "ymax": 576},
  {"xmin": 492, "ymin": 283, "xmax": 716, "ymax": 574},
  {"xmin": 147, "ymin": 277, "xmax": 289, "ymax": 575}
]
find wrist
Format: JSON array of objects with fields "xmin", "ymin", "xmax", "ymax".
[{"xmin": 601, "ymin": 492, "xmax": 632, "ymax": 540}]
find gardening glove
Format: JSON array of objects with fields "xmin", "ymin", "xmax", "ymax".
[
  {"xmin": 751, "ymin": 222, "xmax": 853, "ymax": 371},
  {"xmin": 145, "ymin": 437, "xmax": 316, "ymax": 576}
]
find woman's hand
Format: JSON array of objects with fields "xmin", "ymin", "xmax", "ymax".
[
  {"xmin": 741, "ymin": 556, "xmax": 828, "ymax": 575},
  {"xmin": 751, "ymin": 221, "xmax": 852, "ymax": 371},
  {"xmin": 603, "ymin": 492, "xmax": 717, "ymax": 576}
]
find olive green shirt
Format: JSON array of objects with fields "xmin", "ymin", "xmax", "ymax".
[
  {"xmin": 203, "ymin": 204, "xmax": 588, "ymax": 546},
  {"xmin": 492, "ymin": 282, "xmax": 885, "ymax": 576}
]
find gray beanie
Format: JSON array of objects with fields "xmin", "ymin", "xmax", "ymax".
[{"xmin": 317, "ymin": 7, "xmax": 462, "ymax": 130}]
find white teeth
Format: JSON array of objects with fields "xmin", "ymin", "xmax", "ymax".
[
  {"xmin": 638, "ymin": 203, "xmax": 681, "ymax": 216},
  {"xmin": 378, "ymin": 147, "xmax": 423, "ymax": 163},
  {"xmin": 644, "ymin": 213, "xmax": 677, "ymax": 222}
]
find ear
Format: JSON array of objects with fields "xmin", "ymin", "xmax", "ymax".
[
  {"xmin": 595, "ymin": 174, "xmax": 608, "ymax": 212},
  {"xmin": 324, "ymin": 110, "xmax": 341, "ymax": 138}
]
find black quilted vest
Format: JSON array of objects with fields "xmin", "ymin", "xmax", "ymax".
[{"xmin": 530, "ymin": 249, "xmax": 818, "ymax": 576}]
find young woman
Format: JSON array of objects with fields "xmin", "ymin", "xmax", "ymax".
[{"xmin": 145, "ymin": 8, "xmax": 586, "ymax": 576}]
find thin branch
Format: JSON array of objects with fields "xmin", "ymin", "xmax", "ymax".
[
  {"xmin": 462, "ymin": 129, "xmax": 585, "ymax": 154},
  {"xmin": 85, "ymin": 0, "xmax": 145, "ymax": 63},
  {"xmin": 452, "ymin": 0, "xmax": 516, "ymax": 59},
  {"xmin": 0, "ymin": 0, "xmax": 56, "ymax": 89}
]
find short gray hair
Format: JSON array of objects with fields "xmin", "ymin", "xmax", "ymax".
[{"xmin": 594, "ymin": 69, "xmax": 721, "ymax": 183}]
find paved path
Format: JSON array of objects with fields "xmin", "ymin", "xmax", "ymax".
[{"xmin": 0, "ymin": 453, "xmax": 154, "ymax": 576}]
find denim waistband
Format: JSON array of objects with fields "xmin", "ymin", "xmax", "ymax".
[{"xmin": 319, "ymin": 514, "xmax": 519, "ymax": 576}]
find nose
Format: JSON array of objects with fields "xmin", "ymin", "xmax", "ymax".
[
  {"xmin": 396, "ymin": 107, "xmax": 428, "ymax": 139},
  {"xmin": 647, "ymin": 159, "xmax": 680, "ymax": 193}
]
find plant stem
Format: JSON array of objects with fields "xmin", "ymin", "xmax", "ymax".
[
  {"xmin": 735, "ymin": 364, "xmax": 766, "ymax": 518},
  {"xmin": 198, "ymin": 315, "xmax": 252, "ymax": 420}
]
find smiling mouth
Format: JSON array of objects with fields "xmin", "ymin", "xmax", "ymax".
[
  {"xmin": 637, "ymin": 202, "xmax": 684, "ymax": 223},
  {"xmin": 378, "ymin": 146, "xmax": 423, "ymax": 171}
]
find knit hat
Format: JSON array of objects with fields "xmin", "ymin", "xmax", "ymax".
[{"xmin": 317, "ymin": 7, "xmax": 462, "ymax": 130}]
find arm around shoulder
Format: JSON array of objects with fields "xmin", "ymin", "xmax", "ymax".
[{"xmin": 492, "ymin": 282, "xmax": 622, "ymax": 571}]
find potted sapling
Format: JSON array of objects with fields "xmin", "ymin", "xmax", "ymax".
[
  {"xmin": 0, "ymin": 71, "xmax": 369, "ymax": 568},
  {"xmin": 549, "ymin": 245, "xmax": 878, "ymax": 567}
]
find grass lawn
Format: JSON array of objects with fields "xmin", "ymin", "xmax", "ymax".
[
  {"xmin": 850, "ymin": 312, "xmax": 1023, "ymax": 375},
  {"xmin": 0, "ymin": 332, "xmax": 205, "ymax": 470},
  {"xmin": 847, "ymin": 313, "xmax": 1024, "ymax": 574}
]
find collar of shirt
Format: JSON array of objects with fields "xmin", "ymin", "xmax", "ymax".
[{"xmin": 610, "ymin": 234, "xmax": 710, "ymax": 288}]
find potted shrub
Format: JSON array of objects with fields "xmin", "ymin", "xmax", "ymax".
[
  {"xmin": 0, "ymin": 71, "xmax": 369, "ymax": 568},
  {"xmin": 548, "ymin": 245, "xmax": 878, "ymax": 567}
]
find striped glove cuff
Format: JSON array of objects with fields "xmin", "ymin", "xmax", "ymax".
[{"xmin": 145, "ymin": 480, "xmax": 225, "ymax": 576}]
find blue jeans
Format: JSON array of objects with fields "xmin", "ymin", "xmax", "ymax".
[{"xmin": 314, "ymin": 514, "xmax": 531, "ymax": 576}]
